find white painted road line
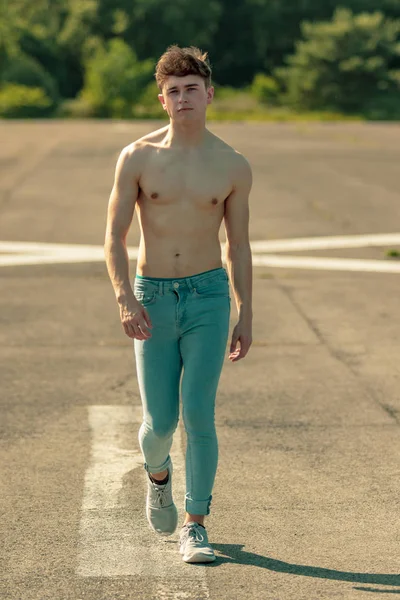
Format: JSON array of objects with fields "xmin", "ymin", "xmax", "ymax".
[
  {"xmin": 250, "ymin": 233, "xmax": 400, "ymax": 253},
  {"xmin": 0, "ymin": 234, "xmax": 399, "ymax": 273},
  {"xmin": 79, "ymin": 406, "xmax": 143, "ymax": 512},
  {"xmin": 252, "ymin": 254, "xmax": 400, "ymax": 273},
  {"xmin": 0, "ymin": 242, "xmax": 138, "ymax": 266},
  {"xmin": 76, "ymin": 405, "xmax": 210, "ymax": 595}
]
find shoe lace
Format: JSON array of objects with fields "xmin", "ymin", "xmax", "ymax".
[
  {"xmin": 152, "ymin": 482, "xmax": 170, "ymax": 507},
  {"xmin": 181, "ymin": 523, "xmax": 205, "ymax": 545}
]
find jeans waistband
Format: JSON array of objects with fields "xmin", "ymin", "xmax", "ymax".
[{"xmin": 134, "ymin": 267, "xmax": 228, "ymax": 293}]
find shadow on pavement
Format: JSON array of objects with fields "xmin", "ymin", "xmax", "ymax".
[
  {"xmin": 207, "ymin": 543, "xmax": 400, "ymax": 592},
  {"xmin": 353, "ymin": 588, "xmax": 400, "ymax": 594}
]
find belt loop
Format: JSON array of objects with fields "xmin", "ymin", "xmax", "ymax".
[
  {"xmin": 186, "ymin": 276, "xmax": 194, "ymax": 293},
  {"xmin": 159, "ymin": 281, "xmax": 163, "ymax": 296}
]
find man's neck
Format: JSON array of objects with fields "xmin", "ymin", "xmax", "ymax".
[{"xmin": 163, "ymin": 121, "xmax": 208, "ymax": 149}]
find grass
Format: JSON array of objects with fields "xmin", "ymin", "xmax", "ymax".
[
  {"xmin": 207, "ymin": 108, "xmax": 362, "ymax": 122},
  {"xmin": 207, "ymin": 89, "xmax": 363, "ymax": 122},
  {"xmin": 385, "ymin": 249, "xmax": 400, "ymax": 259},
  {"xmin": 59, "ymin": 89, "xmax": 366, "ymax": 122}
]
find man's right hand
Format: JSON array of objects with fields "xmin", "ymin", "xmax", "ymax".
[{"xmin": 119, "ymin": 300, "xmax": 153, "ymax": 340}]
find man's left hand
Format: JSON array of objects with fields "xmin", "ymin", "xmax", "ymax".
[{"xmin": 229, "ymin": 321, "xmax": 252, "ymax": 362}]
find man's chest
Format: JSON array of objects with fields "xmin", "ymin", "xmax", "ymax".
[{"xmin": 138, "ymin": 151, "xmax": 232, "ymax": 208}]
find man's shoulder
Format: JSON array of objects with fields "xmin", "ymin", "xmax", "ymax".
[
  {"xmin": 127, "ymin": 125, "xmax": 169, "ymax": 154},
  {"xmin": 209, "ymin": 132, "xmax": 251, "ymax": 170},
  {"xmin": 117, "ymin": 126, "xmax": 168, "ymax": 172},
  {"xmin": 209, "ymin": 135, "xmax": 252, "ymax": 190}
]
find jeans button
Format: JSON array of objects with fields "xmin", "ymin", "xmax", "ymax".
[{"xmin": 173, "ymin": 282, "xmax": 179, "ymax": 288}]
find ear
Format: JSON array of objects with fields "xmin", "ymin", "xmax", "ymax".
[
  {"xmin": 206, "ymin": 86, "xmax": 214, "ymax": 105},
  {"xmin": 158, "ymin": 93, "xmax": 167, "ymax": 111}
]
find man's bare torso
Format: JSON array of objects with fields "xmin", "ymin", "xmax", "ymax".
[{"xmin": 129, "ymin": 126, "xmax": 241, "ymax": 278}]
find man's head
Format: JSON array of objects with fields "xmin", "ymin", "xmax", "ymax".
[
  {"xmin": 155, "ymin": 45, "xmax": 212, "ymax": 90},
  {"xmin": 155, "ymin": 45, "xmax": 214, "ymax": 120}
]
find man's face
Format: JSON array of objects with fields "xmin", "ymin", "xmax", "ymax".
[{"xmin": 158, "ymin": 75, "xmax": 214, "ymax": 120}]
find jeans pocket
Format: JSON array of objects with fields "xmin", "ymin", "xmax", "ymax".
[
  {"xmin": 135, "ymin": 289, "xmax": 157, "ymax": 306},
  {"xmin": 193, "ymin": 278, "xmax": 229, "ymax": 299}
]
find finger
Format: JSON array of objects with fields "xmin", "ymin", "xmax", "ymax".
[
  {"xmin": 138, "ymin": 316, "xmax": 152, "ymax": 336},
  {"xmin": 132, "ymin": 322, "xmax": 146, "ymax": 340},
  {"xmin": 123, "ymin": 322, "xmax": 136, "ymax": 339},
  {"xmin": 143, "ymin": 310, "xmax": 153, "ymax": 329},
  {"xmin": 130, "ymin": 321, "xmax": 143, "ymax": 339},
  {"xmin": 229, "ymin": 339, "xmax": 248, "ymax": 361},
  {"xmin": 232, "ymin": 343, "xmax": 250, "ymax": 361},
  {"xmin": 229, "ymin": 337, "xmax": 241, "ymax": 352},
  {"xmin": 237, "ymin": 343, "xmax": 250, "ymax": 359},
  {"xmin": 138, "ymin": 322, "xmax": 152, "ymax": 338},
  {"xmin": 230, "ymin": 350, "xmax": 244, "ymax": 362},
  {"xmin": 230, "ymin": 337, "xmax": 238, "ymax": 353}
]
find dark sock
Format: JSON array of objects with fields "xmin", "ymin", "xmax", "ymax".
[
  {"xmin": 149, "ymin": 471, "xmax": 169, "ymax": 485},
  {"xmin": 184, "ymin": 522, "xmax": 206, "ymax": 529}
]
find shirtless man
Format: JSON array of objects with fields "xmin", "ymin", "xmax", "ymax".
[{"xmin": 104, "ymin": 45, "xmax": 253, "ymax": 563}]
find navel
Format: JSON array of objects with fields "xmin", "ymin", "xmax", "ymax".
[
  {"xmin": 151, "ymin": 192, "xmax": 159, "ymax": 199},
  {"xmin": 211, "ymin": 198, "xmax": 218, "ymax": 205},
  {"xmin": 175, "ymin": 253, "xmax": 180, "ymax": 257}
]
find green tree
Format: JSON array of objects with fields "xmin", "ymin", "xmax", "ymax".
[
  {"xmin": 208, "ymin": 0, "xmax": 264, "ymax": 86},
  {"xmin": 276, "ymin": 8, "xmax": 400, "ymax": 114},
  {"xmin": 0, "ymin": 0, "xmax": 72, "ymax": 98},
  {"xmin": 0, "ymin": 84, "xmax": 52, "ymax": 118},
  {"xmin": 1, "ymin": 54, "xmax": 59, "ymax": 103},
  {"xmin": 122, "ymin": 0, "xmax": 221, "ymax": 66},
  {"xmin": 209, "ymin": 0, "xmax": 400, "ymax": 86},
  {"xmin": 251, "ymin": 73, "xmax": 280, "ymax": 104},
  {"xmin": 80, "ymin": 38, "xmax": 154, "ymax": 117},
  {"xmin": 2, "ymin": 0, "xmax": 400, "ymax": 115}
]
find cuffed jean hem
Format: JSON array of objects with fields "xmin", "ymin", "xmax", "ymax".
[
  {"xmin": 143, "ymin": 454, "xmax": 172, "ymax": 474},
  {"xmin": 185, "ymin": 494, "xmax": 213, "ymax": 516}
]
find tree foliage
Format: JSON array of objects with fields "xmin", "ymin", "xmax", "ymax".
[
  {"xmin": 0, "ymin": 84, "xmax": 52, "ymax": 117},
  {"xmin": 1, "ymin": 54, "xmax": 59, "ymax": 102},
  {"xmin": 276, "ymin": 8, "xmax": 400, "ymax": 114},
  {"xmin": 0, "ymin": 0, "xmax": 399, "ymax": 118},
  {"xmin": 80, "ymin": 39, "xmax": 154, "ymax": 117},
  {"xmin": 251, "ymin": 74, "xmax": 280, "ymax": 105}
]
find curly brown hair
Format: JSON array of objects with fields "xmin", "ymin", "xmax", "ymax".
[{"xmin": 155, "ymin": 45, "xmax": 212, "ymax": 91}]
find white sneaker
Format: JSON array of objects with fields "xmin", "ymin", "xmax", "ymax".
[
  {"xmin": 179, "ymin": 521, "xmax": 216, "ymax": 563},
  {"xmin": 146, "ymin": 464, "xmax": 178, "ymax": 536}
]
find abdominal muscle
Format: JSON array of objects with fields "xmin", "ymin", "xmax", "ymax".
[{"xmin": 135, "ymin": 204, "xmax": 224, "ymax": 278}]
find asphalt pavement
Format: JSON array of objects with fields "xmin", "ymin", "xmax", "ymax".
[{"xmin": 1, "ymin": 120, "xmax": 400, "ymax": 600}]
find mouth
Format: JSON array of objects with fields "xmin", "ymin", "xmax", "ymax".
[{"xmin": 178, "ymin": 108, "xmax": 193, "ymax": 112}]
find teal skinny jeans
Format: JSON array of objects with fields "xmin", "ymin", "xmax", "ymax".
[{"xmin": 133, "ymin": 267, "xmax": 231, "ymax": 516}]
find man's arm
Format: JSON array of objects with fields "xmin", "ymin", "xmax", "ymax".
[
  {"xmin": 104, "ymin": 145, "xmax": 152, "ymax": 340},
  {"xmin": 223, "ymin": 153, "xmax": 253, "ymax": 362}
]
